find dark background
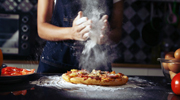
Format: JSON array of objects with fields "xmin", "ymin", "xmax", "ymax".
[{"xmin": 0, "ymin": 0, "xmax": 180, "ymax": 64}]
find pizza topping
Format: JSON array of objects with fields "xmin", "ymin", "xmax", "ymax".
[
  {"xmin": 100, "ymin": 71, "xmax": 109, "ymax": 74},
  {"xmin": 1, "ymin": 67, "xmax": 35, "ymax": 76},
  {"xmin": 67, "ymin": 69, "xmax": 126, "ymax": 81},
  {"xmin": 92, "ymin": 69, "xmax": 100, "ymax": 73},
  {"xmin": 69, "ymin": 72, "xmax": 78, "ymax": 77},
  {"xmin": 90, "ymin": 69, "xmax": 102, "ymax": 77},
  {"xmin": 78, "ymin": 69, "xmax": 89, "ymax": 75},
  {"xmin": 110, "ymin": 71, "xmax": 116, "ymax": 74},
  {"xmin": 107, "ymin": 74, "xmax": 119, "ymax": 78},
  {"xmin": 89, "ymin": 76, "xmax": 101, "ymax": 80},
  {"xmin": 71, "ymin": 69, "xmax": 78, "ymax": 72}
]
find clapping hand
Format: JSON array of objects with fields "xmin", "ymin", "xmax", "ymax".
[
  {"xmin": 97, "ymin": 15, "xmax": 110, "ymax": 44},
  {"xmin": 71, "ymin": 11, "xmax": 92, "ymax": 41}
]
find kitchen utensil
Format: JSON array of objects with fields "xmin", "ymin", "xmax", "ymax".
[
  {"xmin": 141, "ymin": 3, "xmax": 162, "ymax": 47},
  {"xmin": 150, "ymin": 3, "xmax": 163, "ymax": 32},
  {"xmin": 0, "ymin": 73, "xmax": 35, "ymax": 84},
  {"xmin": 167, "ymin": 2, "xmax": 178, "ymax": 25},
  {"xmin": 177, "ymin": 3, "xmax": 180, "ymax": 28}
]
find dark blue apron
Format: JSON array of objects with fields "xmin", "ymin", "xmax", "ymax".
[{"xmin": 37, "ymin": 0, "xmax": 113, "ymax": 73}]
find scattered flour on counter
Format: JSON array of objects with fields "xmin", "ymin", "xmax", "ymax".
[
  {"xmin": 30, "ymin": 76, "xmax": 154, "ymax": 92},
  {"xmin": 128, "ymin": 77, "xmax": 147, "ymax": 83}
]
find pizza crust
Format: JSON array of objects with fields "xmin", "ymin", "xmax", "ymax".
[
  {"xmin": 70, "ymin": 77, "xmax": 84, "ymax": 84},
  {"xmin": 62, "ymin": 73, "xmax": 128, "ymax": 86},
  {"xmin": 62, "ymin": 74, "xmax": 70, "ymax": 82},
  {"xmin": 100, "ymin": 76, "xmax": 128, "ymax": 86}
]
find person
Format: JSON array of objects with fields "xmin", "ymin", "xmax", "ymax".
[{"xmin": 37, "ymin": 0, "xmax": 124, "ymax": 73}]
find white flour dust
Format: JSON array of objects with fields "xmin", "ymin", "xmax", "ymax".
[
  {"xmin": 81, "ymin": 0, "xmax": 108, "ymax": 54},
  {"xmin": 78, "ymin": 0, "xmax": 115, "ymax": 71},
  {"xmin": 30, "ymin": 76, "xmax": 152, "ymax": 92}
]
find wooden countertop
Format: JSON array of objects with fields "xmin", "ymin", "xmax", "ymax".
[{"xmin": 3, "ymin": 60, "xmax": 161, "ymax": 68}]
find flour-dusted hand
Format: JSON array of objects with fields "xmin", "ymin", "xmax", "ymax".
[
  {"xmin": 71, "ymin": 11, "xmax": 92, "ymax": 41},
  {"xmin": 98, "ymin": 15, "xmax": 110, "ymax": 44}
]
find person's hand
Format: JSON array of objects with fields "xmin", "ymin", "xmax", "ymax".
[
  {"xmin": 71, "ymin": 11, "xmax": 92, "ymax": 41},
  {"xmin": 97, "ymin": 15, "xmax": 110, "ymax": 44}
]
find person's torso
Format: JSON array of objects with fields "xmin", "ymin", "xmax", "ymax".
[{"xmin": 41, "ymin": 0, "xmax": 113, "ymax": 67}]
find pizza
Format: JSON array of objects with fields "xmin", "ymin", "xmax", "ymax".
[
  {"xmin": 1, "ymin": 67, "xmax": 35, "ymax": 76},
  {"xmin": 62, "ymin": 69, "xmax": 128, "ymax": 86}
]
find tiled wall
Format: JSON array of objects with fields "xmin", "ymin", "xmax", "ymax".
[
  {"xmin": 0, "ymin": 0, "xmax": 180, "ymax": 64},
  {"xmin": 0, "ymin": 0, "xmax": 37, "ymax": 12},
  {"xmin": 117, "ymin": 0, "xmax": 180, "ymax": 64}
]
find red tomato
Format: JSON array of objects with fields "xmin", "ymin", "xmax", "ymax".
[{"xmin": 171, "ymin": 73, "xmax": 180, "ymax": 95}]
